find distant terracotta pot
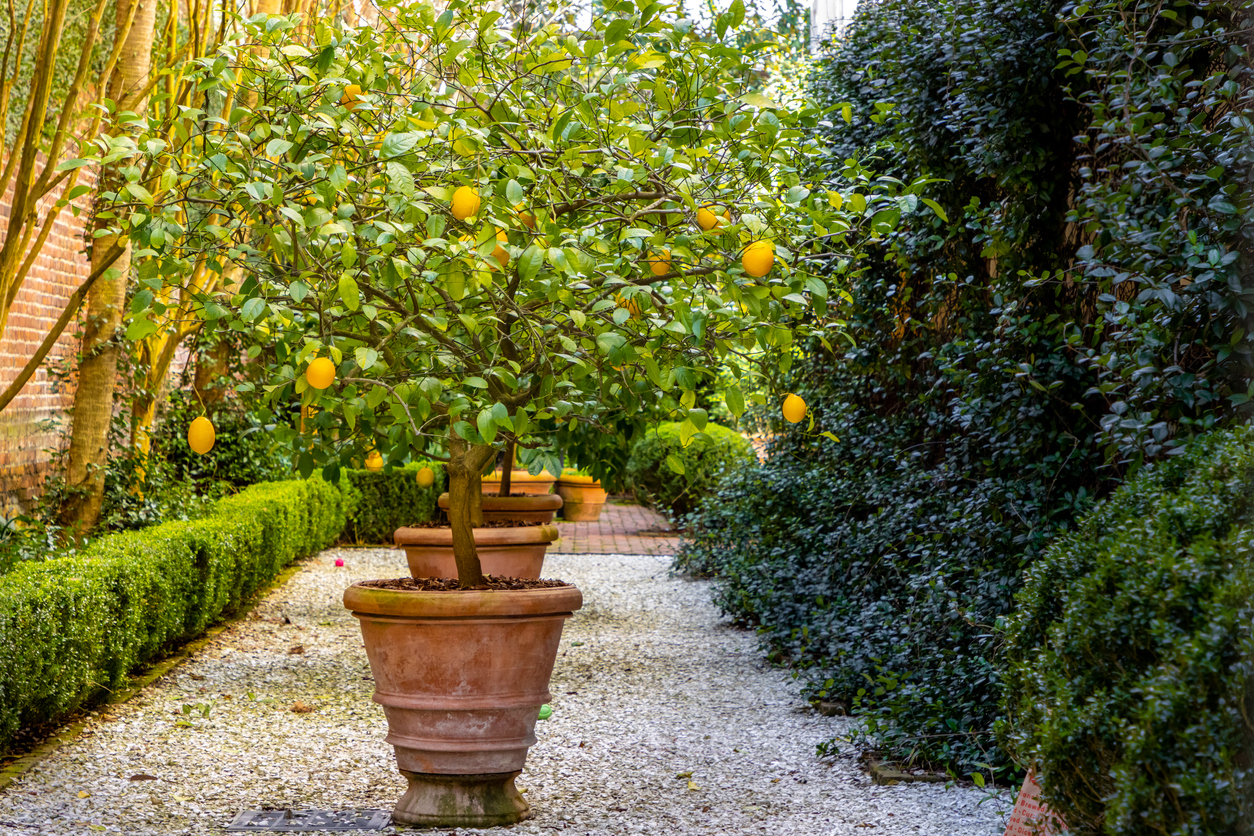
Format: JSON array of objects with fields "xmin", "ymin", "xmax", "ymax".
[
  {"xmin": 555, "ymin": 473, "xmax": 608, "ymax": 522},
  {"xmin": 480, "ymin": 470, "xmax": 557, "ymax": 496},
  {"xmin": 344, "ymin": 582, "xmax": 583, "ymax": 827},
  {"xmin": 394, "ymin": 524, "xmax": 559, "ymax": 579},
  {"xmin": 437, "ymin": 492, "xmax": 563, "ymax": 524}
]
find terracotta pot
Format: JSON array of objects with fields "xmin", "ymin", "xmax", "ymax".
[
  {"xmin": 555, "ymin": 473, "xmax": 608, "ymax": 522},
  {"xmin": 394, "ymin": 524, "xmax": 559, "ymax": 579},
  {"xmin": 436, "ymin": 492, "xmax": 563, "ymax": 524},
  {"xmin": 480, "ymin": 469, "xmax": 557, "ymax": 496},
  {"xmin": 344, "ymin": 582, "xmax": 583, "ymax": 827}
]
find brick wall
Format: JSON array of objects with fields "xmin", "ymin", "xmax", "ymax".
[{"xmin": 0, "ymin": 160, "xmax": 96, "ymax": 511}]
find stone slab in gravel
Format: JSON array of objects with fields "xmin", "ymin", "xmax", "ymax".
[{"xmin": 0, "ymin": 548, "xmax": 1014, "ymax": 835}]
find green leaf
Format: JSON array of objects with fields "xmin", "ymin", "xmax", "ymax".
[
  {"xmin": 820, "ymin": 431, "xmax": 840, "ymax": 443},
  {"xmin": 506, "ymin": 179, "xmax": 525, "ymax": 205},
  {"xmin": 339, "ymin": 275, "xmax": 360, "ymax": 311},
  {"xmin": 265, "ymin": 138, "xmax": 293, "ymax": 157},
  {"xmin": 920, "ymin": 198, "xmax": 949, "ymax": 223},
  {"xmin": 56, "ymin": 158, "xmax": 93, "ymax": 171},
  {"xmin": 726, "ymin": 386, "xmax": 745, "ymax": 416},
  {"xmin": 354, "ymin": 346, "xmax": 378, "ymax": 370},
  {"xmin": 240, "ymin": 296, "xmax": 266, "ymax": 322},
  {"xmin": 665, "ymin": 453, "xmax": 685, "ymax": 475},
  {"xmin": 688, "ymin": 408, "xmax": 708, "ymax": 431},
  {"xmin": 519, "ymin": 245, "xmax": 544, "ymax": 283},
  {"xmin": 464, "ymin": 376, "xmax": 488, "ymax": 388}
]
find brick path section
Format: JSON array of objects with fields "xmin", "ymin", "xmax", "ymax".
[{"xmin": 551, "ymin": 501, "xmax": 682, "ymax": 555}]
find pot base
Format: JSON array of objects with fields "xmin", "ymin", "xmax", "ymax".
[{"xmin": 393, "ymin": 770, "xmax": 530, "ymax": 828}]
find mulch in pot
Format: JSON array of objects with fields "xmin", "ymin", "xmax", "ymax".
[{"xmin": 358, "ymin": 576, "xmax": 572, "ymax": 591}]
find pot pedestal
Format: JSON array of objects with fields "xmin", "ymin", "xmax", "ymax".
[
  {"xmin": 556, "ymin": 474, "xmax": 608, "ymax": 522},
  {"xmin": 394, "ymin": 770, "xmax": 529, "ymax": 828},
  {"xmin": 437, "ymin": 492, "xmax": 563, "ymax": 524}
]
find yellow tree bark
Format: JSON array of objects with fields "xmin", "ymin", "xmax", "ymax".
[{"xmin": 60, "ymin": 0, "xmax": 159, "ymax": 534}]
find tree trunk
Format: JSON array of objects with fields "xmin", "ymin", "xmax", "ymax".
[
  {"xmin": 498, "ymin": 436, "xmax": 516, "ymax": 497},
  {"xmin": 59, "ymin": 0, "xmax": 158, "ymax": 535},
  {"xmin": 446, "ymin": 432, "xmax": 494, "ymax": 586}
]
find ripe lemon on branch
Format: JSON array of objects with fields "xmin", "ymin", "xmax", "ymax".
[
  {"xmin": 741, "ymin": 240, "xmax": 775, "ymax": 278},
  {"xmin": 696, "ymin": 204, "xmax": 730, "ymax": 231},
  {"xmin": 416, "ymin": 466, "xmax": 436, "ymax": 488},
  {"xmin": 340, "ymin": 84, "xmax": 364, "ymax": 111},
  {"xmin": 782, "ymin": 394, "xmax": 807, "ymax": 424},
  {"xmin": 450, "ymin": 186, "xmax": 481, "ymax": 221},
  {"xmin": 188, "ymin": 416, "xmax": 216, "ymax": 454},
  {"xmin": 646, "ymin": 248, "xmax": 671, "ymax": 277},
  {"xmin": 306, "ymin": 357, "xmax": 337, "ymax": 390}
]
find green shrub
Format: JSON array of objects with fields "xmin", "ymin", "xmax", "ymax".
[
  {"xmin": 625, "ymin": 422, "xmax": 754, "ymax": 518},
  {"xmin": 1000, "ymin": 428, "xmax": 1254, "ymax": 835},
  {"xmin": 340, "ymin": 462, "xmax": 445, "ymax": 544},
  {"xmin": 0, "ymin": 477, "xmax": 347, "ymax": 756}
]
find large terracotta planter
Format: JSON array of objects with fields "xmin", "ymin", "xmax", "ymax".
[
  {"xmin": 480, "ymin": 469, "xmax": 557, "ymax": 496},
  {"xmin": 394, "ymin": 524, "xmax": 559, "ymax": 579},
  {"xmin": 436, "ymin": 492, "xmax": 563, "ymax": 523},
  {"xmin": 344, "ymin": 582, "xmax": 583, "ymax": 827},
  {"xmin": 555, "ymin": 473, "xmax": 608, "ymax": 522}
]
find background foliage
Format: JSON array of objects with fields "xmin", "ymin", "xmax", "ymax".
[
  {"xmin": 678, "ymin": 0, "xmax": 1253, "ymax": 778},
  {"xmin": 624, "ymin": 420, "xmax": 754, "ymax": 517},
  {"xmin": 1001, "ymin": 426, "xmax": 1254, "ymax": 836},
  {"xmin": 340, "ymin": 462, "xmax": 445, "ymax": 544}
]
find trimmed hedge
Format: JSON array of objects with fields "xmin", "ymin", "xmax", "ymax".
[
  {"xmin": 340, "ymin": 462, "xmax": 445, "ymax": 544},
  {"xmin": 625, "ymin": 422, "xmax": 755, "ymax": 518},
  {"xmin": 1002, "ymin": 428, "xmax": 1254, "ymax": 835},
  {"xmin": 0, "ymin": 478, "xmax": 347, "ymax": 755}
]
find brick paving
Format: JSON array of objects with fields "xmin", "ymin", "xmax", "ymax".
[{"xmin": 551, "ymin": 500, "xmax": 682, "ymax": 555}]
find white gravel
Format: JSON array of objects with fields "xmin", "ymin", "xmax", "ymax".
[{"xmin": 0, "ymin": 548, "xmax": 1014, "ymax": 834}]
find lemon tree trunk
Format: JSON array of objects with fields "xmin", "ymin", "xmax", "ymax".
[
  {"xmin": 60, "ymin": 0, "xmax": 157, "ymax": 534},
  {"xmin": 446, "ymin": 433, "xmax": 492, "ymax": 587}
]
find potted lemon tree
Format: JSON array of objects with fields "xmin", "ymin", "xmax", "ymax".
[{"xmin": 98, "ymin": 0, "xmax": 926, "ymax": 824}]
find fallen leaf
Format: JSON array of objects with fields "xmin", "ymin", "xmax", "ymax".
[
  {"xmin": 771, "ymin": 778, "xmax": 781, "ymax": 783},
  {"xmin": 291, "ymin": 701, "xmax": 315, "ymax": 713},
  {"xmin": 77, "ymin": 791, "xmax": 91, "ymax": 798},
  {"xmin": 676, "ymin": 771, "xmax": 693, "ymax": 779},
  {"xmin": 128, "ymin": 774, "xmax": 159, "ymax": 781},
  {"xmin": 188, "ymin": 674, "xmax": 205, "ymax": 681},
  {"xmin": 687, "ymin": 780, "xmax": 700, "ymax": 791},
  {"xmin": 288, "ymin": 645, "xmax": 305, "ymax": 655}
]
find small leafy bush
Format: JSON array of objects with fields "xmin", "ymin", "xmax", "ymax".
[
  {"xmin": 625, "ymin": 422, "xmax": 755, "ymax": 518},
  {"xmin": 1001, "ymin": 428, "xmax": 1254, "ymax": 835},
  {"xmin": 340, "ymin": 462, "xmax": 445, "ymax": 544},
  {"xmin": 0, "ymin": 477, "xmax": 347, "ymax": 755},
  {"xmin": 155, "ymin": 392, "xmax": 289, "ymax": 491}
]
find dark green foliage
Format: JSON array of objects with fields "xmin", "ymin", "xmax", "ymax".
[
  {"xmin": 340, "ymin": 462, "xmax": 445, "ymax": 544},
  {"xmin": 154, "ymin": 392, "xmax": 290, "ymax": 493},
  {"xmin": 678, "ymin": 0, "xmax": 1253, "ymax": 778},
  {"xmin": 624, "ymin": 422, "xmax": 755, "ymax": 518},
  {"xmin": 0, "ymin": 478, "xmax": 347, "ymax": 756},
  {"xmin": 1001, "ymin": 428, "xmax": 1254, "ymax": 835}
]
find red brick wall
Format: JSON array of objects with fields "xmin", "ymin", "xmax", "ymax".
[{"xmin": 0, "ymin": 159, "xmax": 96, "ymax": 510}]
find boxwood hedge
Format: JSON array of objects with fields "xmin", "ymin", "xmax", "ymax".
[
  {"xmin": 1001, "ymin": 428, "xmax": 1254, "ymax": 835},
  {"xmin": 625, "ymin": 422, "xmax": 755, "ymax": 518},
  {"xmin": 340, "ymin": 462, "xmax": 445, "ymax": 544},
  {"xmin": 0, "ymin": 477, "xmax": 347, "ymax": 756}
]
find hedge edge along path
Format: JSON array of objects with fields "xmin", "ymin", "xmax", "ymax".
[{"xmin": 0, "ymin": 478, "xmax": 348, "ymax": 760}]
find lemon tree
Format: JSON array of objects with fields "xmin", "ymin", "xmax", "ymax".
[{"xmin": 97, "ymin": 0, "xmax": 929, "ymax": 585}]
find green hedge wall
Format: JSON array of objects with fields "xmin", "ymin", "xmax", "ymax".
[
  {"xmin": 1001, "ymin": 428, "xmax": 1254, "ymax": 835},
  {"xmin": 0, "ymin": 478, "xmax": 347, "ymax": 756},
  {"xmin": 625, "ymin": 422, "xmax": 755, "ymax": 518},
  {"xmin": 340, "ymin": 462, "xmax": 445, "ymax": 544}
]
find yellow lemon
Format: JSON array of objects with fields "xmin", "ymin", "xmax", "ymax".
[
  {"xmin": 696, "ymin": 204, "xmax": 731, "ymax": 231},
  {"xmin": 365, "ymin": 450, "xmax": 384, "ymax": 472},
  {"xmin": 782, "ymin": 394, "xmax": 807, "ymax": 424},
  {"xmin": 306, "ymin": 357, "xmax": 337, "ymax": 390},
  {"xmin": 341, "ymin": 83, "xmax": 364, "ymax": 111},
  {"xmin": 188, "ymin": 416, "xmax": 216, "ymax": 455},
  {"xmin": 416, "ymin": 466, "xmax": 435, "ymax": 488},
  {"xmin": 616, "ymin": 292, "xmax": 642, "ymax": 318},
  {"xmin": 516, "ymin": 203, "xmax": 536, "ymax": 229},
  {"xmin": 491, "ymin": 230, "xmax": 510, "ymax": 269},
  {"xmin": 646, "ymin": 248, "xmax": 671, "ymax": 277},
  {"xmin": 741, "ymin": 240, "xmax": 775, "ymax": 278},
  {"xmin": 451, "ymin": 186, "xmax": 481, "ymax": 221}
]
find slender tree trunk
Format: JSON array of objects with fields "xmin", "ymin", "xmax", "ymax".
[
  {"xmin": 446, "ymin": 432, "xmax": 493, "ymax": 586},
  {"xmin": 60, "ymin": 0, "xmax": 158, "ymax": 535},
  {"xmin": 498, "ymin": 436, "xmax": 516, "ymax": 497}
]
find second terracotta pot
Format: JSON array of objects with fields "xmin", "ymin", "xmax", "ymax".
[
  {"xmin": 437, "ymin": 492, "xmax": 563, "ymax": 524},
  {"xmin": 480, "ymin": 470, "xmax": 557, "ymax": 496},
  {"xmin": 394, "ymin": 524, "xmax": 559, "ymax": 579},
  {"xmin": 555, "ymin": 473, "xmax": 608, "ymax": 522}
]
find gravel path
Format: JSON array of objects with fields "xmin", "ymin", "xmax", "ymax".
[{"xmin": 0, "ymin": 548, "xmax": 1013, "ymax": 835}]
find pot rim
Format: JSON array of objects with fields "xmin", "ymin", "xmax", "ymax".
[
  {"xmin": 437, "ymin": 493, "xmax": 563, "ymax": 510},
  {"xmin": 344, "ymin": 581, "xmax": 583, "ymax": 618},
  {"xmin": 481, "ymin": 470, "xmax": 558, "ymax": 483},
  {"xmin": 555, "ymin": 474, "xmax": 602, "ymax": 487},
  {"xmin": 394, "ymin": 524, "xmax": 559, "ymax": 547}
]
